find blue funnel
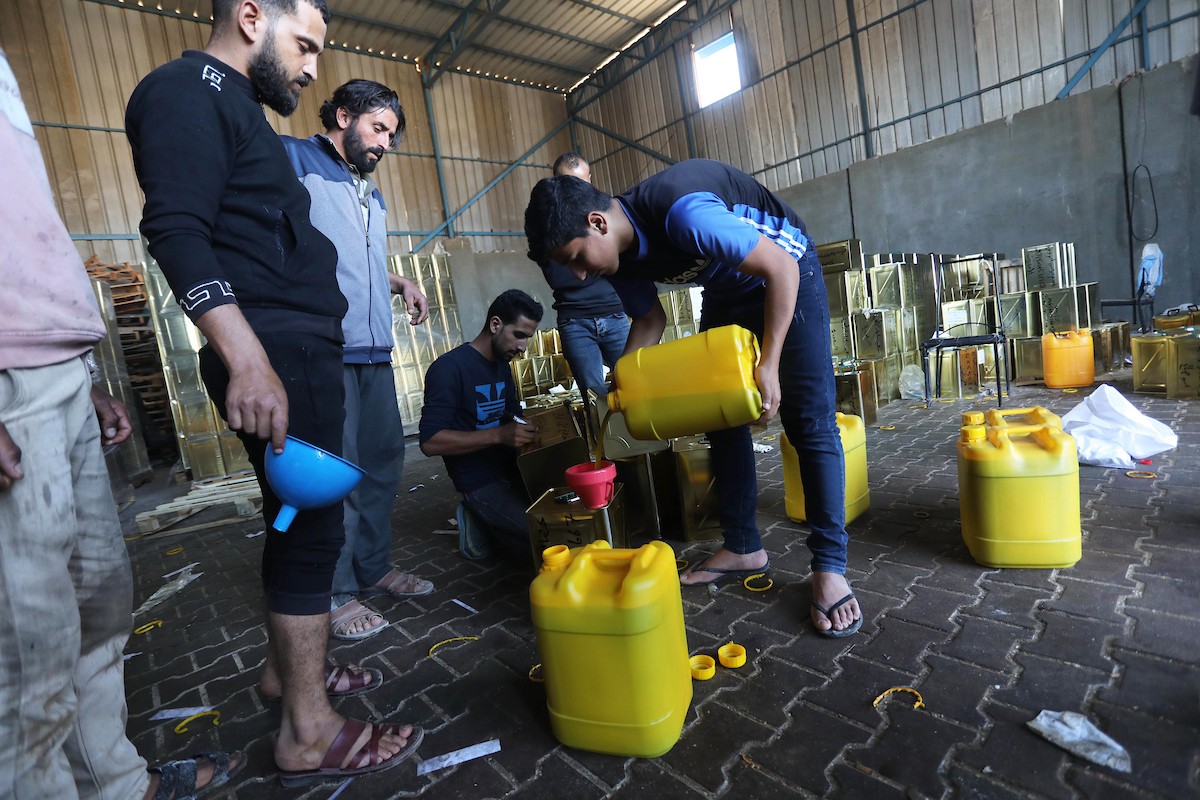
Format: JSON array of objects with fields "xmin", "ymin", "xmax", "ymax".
[{"xmin": 264, "ymin": 436, "xmax": 366, "ymax": 532}]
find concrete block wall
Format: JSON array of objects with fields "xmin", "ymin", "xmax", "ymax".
[{"xmin": 776, "ymin": 56, "xmax": 1199, "ymax": 317}]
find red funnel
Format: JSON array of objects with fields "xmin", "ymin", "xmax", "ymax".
[{"xmin": 565, "ymin": 461, "xmax": 617, "ymax": 509}]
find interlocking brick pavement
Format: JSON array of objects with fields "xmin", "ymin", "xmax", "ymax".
[{"xmin": 121, "ymin": 371, "xmax": 1200, "ymax": 798}]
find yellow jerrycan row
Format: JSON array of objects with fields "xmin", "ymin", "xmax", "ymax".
[
  {"xmin": 1041, "ymin": 330, "xmax": 1094, "ymax": 389},
  {"xmin": 957, "ymin": 421, "xmax": 1081, "ymax": 568},
  {"xmin": 607, "ymin": 325, "xmax": 763, "ymax": 441},
  {"xmin": 529, "ymin": 540, "xmax": 692, "ymax": 758},
  {"xmin": 781, "ymin": 413, "xmax": 870, "ymax": 525}
]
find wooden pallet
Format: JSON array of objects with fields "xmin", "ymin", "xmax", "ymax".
[{"xmin": 134, "ymin": 475, "xmax": 262, "ymax": 533}]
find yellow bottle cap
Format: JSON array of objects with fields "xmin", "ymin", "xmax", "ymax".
[
  {"xmin": 961, "ymin": 411, "xmax": 985, "ymax": 426},
  {"xmin": 961, "ymin": 425, "xmax": 986, "ymax": 443},
  {"xmin": 690, "ymin": 655, "xmax": 716, "ymax": 680},
  {"xmin": 718, "ymin": 642, "xmax": 747, "ymax": 669}
]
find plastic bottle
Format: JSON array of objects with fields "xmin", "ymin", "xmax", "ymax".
[
  {"xmin": 607, "ymin": 325, "xmax": 762, "ymax": 441},
  {"xmin": 529, "ymin": 540, "xmax": 692, "ymax": 757}
]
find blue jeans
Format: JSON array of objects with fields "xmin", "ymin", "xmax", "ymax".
[
  {"xmin": 463, "ymin": 479, "xmax": 530, "ymax": 558},
  {"xmin": 700, "ymin": 249, "xmax": 848, "ymax": 574},
  {"xmin": 559, "ymin": 313, "xmax": 631, "ymax": 397}
]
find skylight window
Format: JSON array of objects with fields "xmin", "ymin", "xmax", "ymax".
[{"xmin": 694, "ymin": 32, "xmax": 741, "ymax": 108}]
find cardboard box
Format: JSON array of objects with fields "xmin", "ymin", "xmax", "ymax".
[{"xmin": 526, "ymin": 485, "xmax": 627, "ymax": 569}]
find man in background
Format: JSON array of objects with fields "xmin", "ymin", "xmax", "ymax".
[
  {"xmin": 419, "ymin": 290, "xmax": 543, "ymax": 560},
  {"xmin": 539, "ymin": 152, "xmax": 630, "ymax": 403},
  {"xmin": 283, "ymin": 79, "xmax": 434, "ymax": 643},
  {"xmin": 126, "ymin": 0, "xmax": 421, "ymax": 785}
]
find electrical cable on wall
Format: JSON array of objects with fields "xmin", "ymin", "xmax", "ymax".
[{"xmin": 1129, "ymin": 79, "xmax": 1159, "ymax": 242}]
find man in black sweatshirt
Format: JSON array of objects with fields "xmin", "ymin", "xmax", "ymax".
[{"xmin": 126, "ymin": 0, "xmax": 421, "ymax": 788}]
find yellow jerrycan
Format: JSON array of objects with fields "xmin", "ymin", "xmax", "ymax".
[
  {"xmin": 957, "ymin": 422, "xmax": 1081, "ymax": 568},
  {"xmin": 607, "ymin": 325, "xmax": 763, "ymax": 441},
  {"xmin": 529, "ymin": 540, "xmax": 692, "ymax": 757},
  {"xmin": 781, "ymin": 413, "xmax": 870, "ymax": 524},
  {"xmin": 976, "ymin": 407, "xmax": 1062, "ymax": 430},
  {"xmin": 1041, "ymin": 330, "xmax": 1094, "ymax": 388}
]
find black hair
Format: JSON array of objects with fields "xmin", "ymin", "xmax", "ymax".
[
  {"xmin": 212, "ymin": 0, "xmax": 330, "ymax": 27},
  {"xmin": 524, "ymin": 175, "xmax": 613, "ymax": 266},
  {"xmin": 319, "ymin": 79, "xmax": 406, "ymax": 141},
  {"xmin": 552, "ymin": 151, "xmax": 588, "ymax": 175},
  {"xmin": 484, "ymin": 289, "xmax": 544, "ymax": 330}
]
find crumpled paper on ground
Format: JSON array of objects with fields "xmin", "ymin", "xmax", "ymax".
[
  {"xmin": 1026, "ymin": 710, "xmax": 1131, "ymax": 772},
  {"xmin": 1061, "ymin": 384, "xmax": 1177, "ymax": 468}
]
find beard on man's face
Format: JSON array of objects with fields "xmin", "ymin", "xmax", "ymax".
[
  {"xmin": 343, "ymin": 121, "xmax": 384, "ymax": 174},
  {"xmin": 248, "ymin": 34, "xmax": 308, "ymax": 116}
]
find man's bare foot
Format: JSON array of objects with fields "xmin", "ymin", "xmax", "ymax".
[
  {"xmin": 275, "ymin": 713, "xmax": 414, "ymax": 774},
  {"xmin": 143, "ymin": 752, "xmax": 242, "ymax": 799},
  {"xmin": 811, "ymin": 571, "xmax": 861, "ymax": 634},
  {"xmin": 679, "ymin": 548, "xmax": 769, "ymax": 586}
]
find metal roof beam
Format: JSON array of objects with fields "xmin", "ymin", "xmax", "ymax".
[
  {"xmin": 572, "ymin": 116, "xmax": 677, "ymax": 166},
  {"xmin": 410, "ymin": 119, "xmax": 570, "ymax": 252},
  {"xmin": 1057, "ymin": 0, "xmax": 1152, "ymax": 99},
  {"xmin": 423, "ymin": 0, "xmax": 513, "ymax": 87},
  {"xmin": 563, "ymin": 0, "xmax": 646, "ymax": 26}
]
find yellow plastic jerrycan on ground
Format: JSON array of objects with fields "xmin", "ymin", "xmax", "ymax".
[
  {"xmin": 957, "ymin": 420, "xmax": 1081, "ymax": 568},
  {"xmin": 976, "ymin": 406, "xmax": 1063, "ymax": 431},
  {"xmin": 781, "ymin": 413, "xmax": 869, "ymax": 524},
  {"xmin": 607, "ymin": 325, "xmax": 762, "ymax": 441},
  {"xmin": 1041, "ymin": 330, "xmax": 1094, "ymax": 388},
  {"xmin": 529, "ymin": 540, "xmax": 692, "ymax": 757}
]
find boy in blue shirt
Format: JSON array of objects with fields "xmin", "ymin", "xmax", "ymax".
[{"xmin": 524, "ymin": 160, "xmax": 861, "ymax": 637}]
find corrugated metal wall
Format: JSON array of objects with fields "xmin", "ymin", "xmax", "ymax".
[
  {"xmin": 573, "ymin": 0, "xmax": 1200, "ymax": 194},
  {"xmin": 0, "ymin": 0, "xmax": 571, "ymax": 259},
  {"xmin": 5, "ymin": 0, "xmax": 1197, "ymax": 258}
]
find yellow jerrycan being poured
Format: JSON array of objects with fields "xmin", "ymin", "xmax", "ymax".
[
  {"xmin": 607, "ymin": 325, "xmax": 763, "ymax": 441},
  {"xmin": 529, "ymin": 540, "xmax": 692, "ymax": 758},
  {"xmin": 957, "ymin": 419, "xmax": 1081, "ymax": 569}
]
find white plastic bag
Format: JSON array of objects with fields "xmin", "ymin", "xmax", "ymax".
[
  {"xmin": 1027, "ymin": 710, "xmax": 1131, "ymax": 772},
  {"xmin": 1061, "ymin": 384, "xmax": 1177, "ymax": 467},
  {"xmin": 899, "ymin": 364, "xmax": 925, "ymax": 399}
]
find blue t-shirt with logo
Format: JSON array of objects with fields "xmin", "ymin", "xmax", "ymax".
[
  {"xmin": 610, "ymin": 159, "xmax": 812, "ymax": 318},
  {"xmin": 419, "ymin": 343, "xmax": 520, "ymax": 493}
]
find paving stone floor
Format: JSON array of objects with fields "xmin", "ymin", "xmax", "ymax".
[{"xmin": 121, "ymin": 370, "xmax": 1200, "ymax": 799}]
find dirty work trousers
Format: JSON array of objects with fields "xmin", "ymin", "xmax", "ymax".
[{"xmin": 0, "ymin": 356, "xmax": 148, "ymax": 799}]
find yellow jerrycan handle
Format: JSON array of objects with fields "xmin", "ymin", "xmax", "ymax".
[{"xmin": 986, "ymin": 423, "xmax": 1067, "ymax": 455}]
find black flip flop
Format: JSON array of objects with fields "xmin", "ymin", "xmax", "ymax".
[
  {"xmin": 683, "ymin": 559, "xmax": 771, "ymax": 588},
  {"xmin": 812, "ymin": 592, "xmax": 863, "ymax": 638}
]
